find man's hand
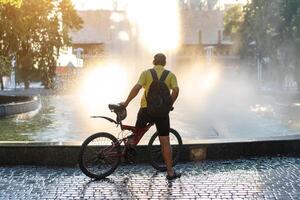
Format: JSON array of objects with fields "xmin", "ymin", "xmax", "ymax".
[
  {"xmin": 119, "ymin": 102, "xmax": 128, "ymax": 108},
  {"xmin": 171, "ymin": 87, "xmax": 179, "ymax": 107}
]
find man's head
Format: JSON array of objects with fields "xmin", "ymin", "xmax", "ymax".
[{"xmin": 153, "ymin": 53, "xmax": 166, "ymax": 66}]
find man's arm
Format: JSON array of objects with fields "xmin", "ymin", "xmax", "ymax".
[
  {"xmin": 122, "ymin": 84, "xmax": 142, "ymax": 107},
  {"xmin": 171, "ymin": 87, "xmax": 179, "ymax": 106}
]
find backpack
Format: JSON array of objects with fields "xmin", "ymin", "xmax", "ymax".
[{"xmin": 146, "ymin": 69, "xmax": 172, "ymax": 117}]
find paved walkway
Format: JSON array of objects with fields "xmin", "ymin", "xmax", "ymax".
[{"xmin": 1, "ymin": 156, "xmax": 300, "ymax": 200}]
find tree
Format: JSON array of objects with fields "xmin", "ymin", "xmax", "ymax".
[
  {"xmin": 0, "ymin": 55, "xmax": 11, "ymax": 90},
  {"xmin": 0, "ymin": 0, "xmax": 82, "ymax": 89},
  {"xmin": 37, "ymin": 0, "xmax": 83, "ymax": 89},
  {"xmin": 0, "ymin": 3, "xmax": 19, "ymax": 89},
  {"xmin": 240, "ymin": 1, "xmax": 282, "ymax": 60},
  {"xmin": 224, "ymin": 0, "xmax": 300, "ymax": 88},
  {"xmin": 0, "ymin": 0, "xmax": 21, "ymax": 6},
  {"xmin": 223, "ymin": 5, "xmax": 244, "ymax": 54},
  {"xmin": 278, "ymin": 0, "xmax": 300, "ymax": 89}
]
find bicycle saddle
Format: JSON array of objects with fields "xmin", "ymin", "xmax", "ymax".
[{"xmin": 108, "ymin": 104, "xmax": 127, "ymax": 122}]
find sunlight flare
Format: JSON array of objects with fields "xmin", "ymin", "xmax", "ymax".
[
  {"xmin": 126, "ymin": 0, "xmax": 181, "ymax": 53},
  {"xmin": 78, "ymin": 62, "xmax": 129, "ymax": 114},
  {"xmin": 200, "ymin": 68, "xmax": 221, "ymax": 92}
]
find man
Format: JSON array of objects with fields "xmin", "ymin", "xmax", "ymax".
[{"xmin": 121, "ymin": 53, "xmax": 181, "ymax": 180}]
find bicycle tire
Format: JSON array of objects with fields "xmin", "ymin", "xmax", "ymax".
[
  {"xmin": 147, "ymin": 128, "xmax": 182, "ymax": 171},
  {"xmin": 78, "ymin": 132, "xmax": 121, "ymax": 179}
]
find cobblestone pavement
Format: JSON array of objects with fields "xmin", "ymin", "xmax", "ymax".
[{"xmin": 0, "ymin": 156, "xmax": 300, "ymax": 200}]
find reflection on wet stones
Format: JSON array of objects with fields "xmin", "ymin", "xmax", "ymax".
[{"xmin": 0, "ymin": 157, "xmax": 300, "ymax": 199}]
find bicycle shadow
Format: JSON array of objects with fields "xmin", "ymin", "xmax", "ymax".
[
  {"xmin": 147, "ymin": 171, "xmax": 184, "ymax": 199},
  {"xmin": 78, "ymin": 168, "xmax": 184, "ymax": 199},
  {"xmin": 78, "ymin": 178, "xmax": 121, "ymax": 199}
]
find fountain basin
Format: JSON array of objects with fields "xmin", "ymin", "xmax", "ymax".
[
  {"xmin": 0, "ymin": 138, "xmax": 300, "ymax": 166},
  {"xmin": 0, "ymin": 95, "xmax": 40, "ymax": 117}
]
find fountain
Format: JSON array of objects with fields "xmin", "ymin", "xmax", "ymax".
[
  {"xmin": 0, "ymin": 0, "xmax": 300, "ymax": 166},
  {"xmin": 0, "ymin": 95, "xmax": 40, "ymax": 118},
  {"xmin": 0, "ymin": 0, "xmax": 300, "ymax": 144}
]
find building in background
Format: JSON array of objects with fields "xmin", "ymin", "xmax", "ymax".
[
  {"xmin": 55, "ymin": 47, "xmax": 83, "ymax": 90},
  {"xmin": 71, "ymin": 0, "xmax": 246, "ymax": 67},
  {"xmin": 71, "ymin": 10, "xmax": 131, "ymax": 67},
  {"xmin": 71, "ymin": 10, "xmax": 110, "ymax": 68}
]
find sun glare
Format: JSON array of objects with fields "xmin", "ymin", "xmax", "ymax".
[
  {"xmin": 72, "ymin": 0, "xmax": 115, "ymax": 10},
  {"xmin": 201, "ymin": 68, "xmax": 221, "ymax": 92},
  {"xmin": 181, "ymin": 66, "xmax": 221, "ymax": 100},
  {"xmin": 78, "ymin": 63, "xmax": 129, "ymax": 114},
  {"xmin": 126, "ymin": 0, "xmax": 181, "ymax": 53},
  {"xmin": 72, "ymin": 0, "xmax": 181, "ymax": 52}
]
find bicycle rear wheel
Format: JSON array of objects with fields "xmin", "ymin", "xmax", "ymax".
[
  {"xmin": 78, "ymin": 132, "xmax": 121, "ymax": 179},
  {"xmin": 147, "ymin": 128, "xmax": 182, "ymax": 171}
]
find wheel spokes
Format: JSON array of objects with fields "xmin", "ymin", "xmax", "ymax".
[
  {"xmin": 148, "ymin": 130, "xmax": 182, "ymax": 171},
  {"xmin": 83, "ymin": 137, "xmax": 119, "ymax": 176}
]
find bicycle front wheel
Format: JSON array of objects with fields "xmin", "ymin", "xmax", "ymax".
[
  {"xmin": 78, "ymin": 132, "xmax": 121, "ymax": 179},
  {"xmin": 147, "ymin": 128, "xmax": 182, "ymax": 171}
]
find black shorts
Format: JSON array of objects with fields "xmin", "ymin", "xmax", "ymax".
[{"xmin": 135, "ymin": 108, "xmax": 170, "ymax": 136}]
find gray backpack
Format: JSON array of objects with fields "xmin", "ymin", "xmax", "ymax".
[{"xmin": 146, "ymin": 69, "xmax": 172, "ymax": 117}]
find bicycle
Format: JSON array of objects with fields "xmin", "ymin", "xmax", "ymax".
[{"xmin": 78, "ymin": 104, "xmax": 183, "ymax": 179}]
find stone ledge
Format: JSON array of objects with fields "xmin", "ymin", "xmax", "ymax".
[
  {"xmin": 0, "ymin": 96, "xmax": 40, "ymax": 117},
  {"xmin": 0, "ymin": 139, "xmax": 300, "ymax": 166}
]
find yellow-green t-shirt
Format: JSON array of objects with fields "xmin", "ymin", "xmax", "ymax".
[{"xmin": 137, "ymin": 65, "xmax": 178, "ymax": 108}]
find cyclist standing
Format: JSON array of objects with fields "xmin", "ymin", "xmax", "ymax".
[{"xmin": 121, "ymin": 53, "xmax": 181, "ymax": 180}]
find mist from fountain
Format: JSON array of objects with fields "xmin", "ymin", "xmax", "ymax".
[{"xmin": 1, "ymin": 0, "xmax": 300, "ymax": 143}]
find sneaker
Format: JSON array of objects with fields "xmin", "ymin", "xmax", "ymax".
[{"xmin": 166, "ymin": 171, "xmax": 181, "ymax": 180}]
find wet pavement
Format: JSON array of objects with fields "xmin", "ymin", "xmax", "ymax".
[{"xmin": 1, "ymin": 156, "xmax": 300, "ymax": 199}]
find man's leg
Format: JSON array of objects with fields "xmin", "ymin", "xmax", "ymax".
[
  {"xmin": 159, "ymin": 136, "xmax": 174, "ymax": 176},
  {"xmin": 155, "ymin": 115, "xmax": 174, "ymax": 176},
  {"xmin": 133, "ymin": 108, "xmax": 150, "ymax": 144},
  {"xmin": 155, "ymin": 115, "xmax": 180, "ymax": 179},
  {"xmin": 124, "ymin": 108, "xmax": 149, "ymax": 163}
]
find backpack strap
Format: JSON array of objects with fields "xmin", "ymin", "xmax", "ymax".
[
  {"xmin": 149, "ymin": 69, "xmax": 158, "ymax": 81},
  {"xmin": 159, "ymin": 70, "xmax": 170, "ymax": 82}
]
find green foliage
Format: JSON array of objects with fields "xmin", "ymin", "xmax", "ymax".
[
  {"xmin": 223, "ymin": 5, "xmax": 244, "ymax": 54},
  {"xmin": 0, "ymin": 0, "xmax": 22, "ymax": 7},
  {"xmin": 224, "ymin": 0, "xmax": 300, "ymax": 87},
  {"xmin": 223, "ymin": 5, "xmax": 244, "ymax": 40},
  {"xmin": 59, "ymin": 0, "xmax": 83, "ymax": 46},
  {"xmin": 0, "ymin": 0, "xmax": 82, "ymax": 89},
  {"xmin": 238, "ymin": 0, "xmax": 282, "ymax": 59},
  {"xmin": 0, "ymin": 55, "xmax": 11, "ymax": 76},
  {"xmin": 0, "ymin": 55, "xmax": 11, "ymax": 90}
]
